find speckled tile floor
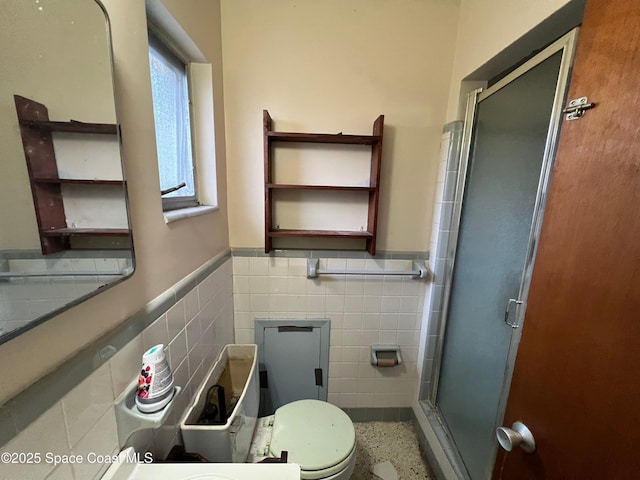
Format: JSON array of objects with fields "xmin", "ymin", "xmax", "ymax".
[{"xmin": 352, "ymin": 421, "xmax": 434, "ymax": 479}]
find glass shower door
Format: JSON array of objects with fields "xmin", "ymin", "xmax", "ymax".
[{"xmin": 435, "ymin": 51, "xmax": 564, "ymax": 479}]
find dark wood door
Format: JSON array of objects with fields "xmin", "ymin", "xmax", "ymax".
[{"xmin": 494, "ymin": 0, "xmax": 640, "ymax": 478}]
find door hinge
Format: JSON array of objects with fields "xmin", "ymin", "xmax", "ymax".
[
  {"xmin": 314, "ymin": 368, "xmax": 323, "ymax": 387},
  {"xmin": 562, "ymin": 96, "xmax": 596, "ymax": 120}
]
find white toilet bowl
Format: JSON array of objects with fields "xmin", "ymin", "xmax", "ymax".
[{"xmin": 257, "ymin": 399, "xmax": 356, "ymax": 480}]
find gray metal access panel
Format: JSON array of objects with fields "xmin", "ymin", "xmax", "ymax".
[{"xmin": 255, "ymin": 319, "xmax": 330, "ymax": 416}]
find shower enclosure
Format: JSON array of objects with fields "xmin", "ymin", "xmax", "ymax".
[{"xmin": 419, "ymin": 30, "xmax": 578, "ymax": 479}]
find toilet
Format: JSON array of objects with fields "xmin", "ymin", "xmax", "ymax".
[
  {"xmin": 180, "ymin": 344, "xmax": 356, "ymax": 479},
  {"xmin": 252, "ymin": 399, "xmax": 356, "ymax": 480}
]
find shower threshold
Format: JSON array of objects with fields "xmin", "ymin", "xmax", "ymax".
[{"xmin": 418, "ymin": 401, "xmax": 471, "ymax": 480}]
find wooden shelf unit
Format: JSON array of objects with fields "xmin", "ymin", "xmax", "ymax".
[
  {"xmin": 263, "ymin": 110, "xmax": 384, "ymax": 255},
  {"xmin": 14, "ymin": 95, "xmax": 129, "ymax": 254}
]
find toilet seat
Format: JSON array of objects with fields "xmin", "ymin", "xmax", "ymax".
[{"xmin": 269, "ymin": 399, "xmax": 356, "ymax": 480}]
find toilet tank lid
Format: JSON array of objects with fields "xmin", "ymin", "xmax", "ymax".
[{"xmin": 270, "ymin": 400, "xmax": 355, "ymax": 471}]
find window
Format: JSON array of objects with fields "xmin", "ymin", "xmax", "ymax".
[{"xmin": 148, "ymin": 30, "xmax": 197, "ymax": 211}]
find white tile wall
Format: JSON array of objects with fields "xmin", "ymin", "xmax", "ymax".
[
  {"xmin": 0, "ymin": 259, "xmax": 234, "ymax": 480},
  {"xmin": 417, "ymin": 125, "xmax": 462, "ymax": 400},
  {"xmin": 0, "ymin": 403, "xmax": 69, "ymax": 480},
  {"xmin": 61, "ymin": 363, "xmax": 115, "ymax": 448},
  {"xmin": 232, "ymin": 256, "xmax": 427, "ymax": 408},
  {"xmin": 0, "ymin": 257, "xmax": 132, "ymax": 336}
]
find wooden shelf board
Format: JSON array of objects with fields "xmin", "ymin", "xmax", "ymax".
[
  {"xmin": 33, "ymin": 178, "xmax": 124, "ymax": 186},
  {"xmin": 40, "ymin": 228, "xmax": 130, "ymax": 237},
  {"xmin": 267, "ymin": 229, "xmax": 373, "ymax": 239},
  {"xmin": 20, "ymin": 119, "xmax": 117, "ymax": 135},
  {"xmin": 267, "ymin": 131, "xmax": 380, "ymax": 145},
  {"xmin": 267, "ymin": 184, "xmax": 374, "ymax": 192}
]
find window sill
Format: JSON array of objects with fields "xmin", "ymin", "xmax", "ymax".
[{"xmin": 163, "ymin": 205, "xmax": 218, "ymax": 224}]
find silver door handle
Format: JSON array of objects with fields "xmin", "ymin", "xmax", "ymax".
[
  {"xmin": 504, "ymin": 299, "xmax": 524, "ymax": 328},
  {"xmin": 496, "ymin": 421, "xmax": 536, "ymax": 453}
]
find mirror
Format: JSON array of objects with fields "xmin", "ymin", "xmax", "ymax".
[{"xmin": 0, "ymin": 0, "xmax": 134, "ymax": 344}]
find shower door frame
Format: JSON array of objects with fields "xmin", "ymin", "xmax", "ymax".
[{"xmin": 422, "ymin": 28, "xmax": 579, "ymax": 477}]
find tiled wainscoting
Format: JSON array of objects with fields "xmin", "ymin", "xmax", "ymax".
[
  {"xmin": 232, "ymin": 253, "xmax": 428, "ymax": 409},
  {"xmin": 419, "ymin": 121, "xmax": 463, "ymax": 400},
  {"xmin": 0, "ymin": 248, "xmax": 432, "ymax": 479},
  {"xmin": 0, "ymin": 254, "xmax": 234, "ymax": 480},
  {"xmin": 0, "ymin": 252, "xmax": 132, "ymax": 335}
]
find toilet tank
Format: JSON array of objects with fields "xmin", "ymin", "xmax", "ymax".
[{"xmin": 180, "ymin": 344, "xmax": 259, "ymax": 462}]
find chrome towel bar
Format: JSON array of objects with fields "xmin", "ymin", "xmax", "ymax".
[
  {"xmin": 306, "ymin": 258, "xmax": 428, "ymax": 279},
  {"xmin": 0, "ymin": 268, "xmax": 131, "ymax": 278}
]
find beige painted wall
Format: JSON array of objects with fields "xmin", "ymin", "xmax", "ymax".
[
  {"xmin": 0, "ymin": 0, "xmax": 229, "ymax": 404},
  {"xmin": 222, "ymin": 0, "xmax": 461, "ymax": 252},
  {"xmin": 445, "ymin": 0, "xmax": 572, "ymax": 120}
]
